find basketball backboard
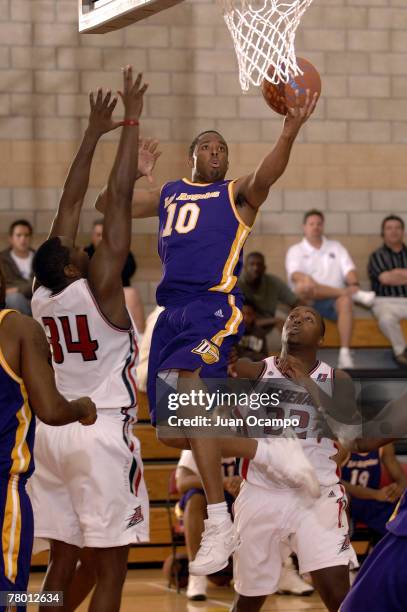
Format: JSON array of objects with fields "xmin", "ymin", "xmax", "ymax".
[{"xmin": 78, "ymin": 0, "xmax": 184, "ymax": 33}]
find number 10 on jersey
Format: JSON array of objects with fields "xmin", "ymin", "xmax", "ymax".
[{"xmin": 162, "ymin": 202, "xmax": 200, "ymax": 237}]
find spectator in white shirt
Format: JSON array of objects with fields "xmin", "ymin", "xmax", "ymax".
[
  {"xmin": 0, "ymin": 219, "xmax": 35, "ymax": 315},
  {"xmin": 285, "ymin": 210, "xmax": 375, "ymax": 368}
]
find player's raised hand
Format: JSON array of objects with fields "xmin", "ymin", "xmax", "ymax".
[
  {"xmin": 88, "ymin": 88, "xmax": 122, "ymax": 136},
  {"xmin": 283, "ymin": 88, "xmax": 318, "ymax": 137},
  {"xmin": 118, "ymin": 66, "xmax": 148, "ymax": 120},
  {"xmin": 138, "ymin": 139, "xmax": 162, "ymax": 183}
]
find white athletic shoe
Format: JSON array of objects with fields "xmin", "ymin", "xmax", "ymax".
[
  {"xmin": 352, "ymin": 290, "xmax": 375, "ymax": 308},
  {"xmin": 265, "ymin": 436, "xmax": 321, "ymax": 498},
  {"xmin": 338, "ymin": 347, "xmax": 355, "ymax": 369},
  {"xmin": 188, "ymin": 517, "xmax": 236, "ymax": 576},
  {"xmin": 277, "ymin": 558, "xmax": 314, "ymax": 596},
  {"xmin": 186, "ymin": 575, "xmax": 207, "ymax": 601}
]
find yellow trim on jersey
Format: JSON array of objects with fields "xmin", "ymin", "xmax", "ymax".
[
  {"xmin": 389, "ymin": 496, "xmax": 402, "ymax": 524},
  {"xmin": 10, "ymin": 396, "xmax": 32, "ymax": 476},
  {"xmin": 209, "ymin": 224, "xmax": 250, "ymax": 293},
  {"xmin": 181, "ymin": 178, "xmax": 215, "ymax": 187},
  {"xmin": 211, "ymin": 295, "xmax": 243, "ymax": 347},
  {"xmin": 0, "ymin": 310, "xmax": 22, "ymax": 385},
  {"xmin": 2, "ymin": 475, "xmax": 22, "ymax": 583},
  {"xmin": 228, "ymin": 180, "xmax": 253, "ymax": 231}
]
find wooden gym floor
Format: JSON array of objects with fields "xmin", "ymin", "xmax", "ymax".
[{"xmin": 29, "ymin": 568, "xmax": 326, "ymax": 611}]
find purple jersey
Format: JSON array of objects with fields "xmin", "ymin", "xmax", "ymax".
[{"xmin": 156, "ymin": 178, "xmax": 251, "ymax": 306}]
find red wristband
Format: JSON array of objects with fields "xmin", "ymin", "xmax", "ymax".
[{"xmin": 123, "ymin": 119, "xmax": 139, "ymax": 126}]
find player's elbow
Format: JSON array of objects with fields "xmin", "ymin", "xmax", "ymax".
[
  {"xmin": 34, "ymin": 396, "xmax": 70, "ymax": 426},
  {"xmin": 35, "ymin": 407, "xmax": 60, "ymax": 426}
]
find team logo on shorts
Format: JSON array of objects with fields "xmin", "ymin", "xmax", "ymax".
[
  {"xmin": 339, "ymin": 534, "xmax": 350, "ymax": 554},
  {"xmin": 126, "ymin": 505, "xmax": 144, "ymax": 529},
  {"xmin": 192, "ymin": 339, "xmax": 220, "ymax": 365}
]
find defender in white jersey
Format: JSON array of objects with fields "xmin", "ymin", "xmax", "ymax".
[
  {"xmin": 29, "ymin": 69, "xmax": 149, "ymax": 612},
  {"xmin": 231, "ymin": 306, "xmax": 358, "ymax": 612}
]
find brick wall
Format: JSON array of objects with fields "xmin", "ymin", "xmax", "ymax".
[{"xmin": 0, "ymin": 0, "xmax": 406, "ymax": 311}]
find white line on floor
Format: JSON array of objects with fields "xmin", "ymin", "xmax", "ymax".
[{"xmin": 146, "ymin": 581, "xmax": 232, "ymax": 608}]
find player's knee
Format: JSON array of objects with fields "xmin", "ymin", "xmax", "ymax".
[
  {"xmin": 93, "ymin": 549, "xmax": 128, "ymax": 583},
  {"xmin": 178, "ymin": 368, "xmax": 201, "ymax": 380}
]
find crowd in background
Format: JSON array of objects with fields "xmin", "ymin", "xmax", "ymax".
[
  {"xmin": 2, "ymin": 209, "xmax": 407, "ymax": 602},
  {"xmin": 3, "ymin": 209, "xmax": 407, "ymax": 370}
]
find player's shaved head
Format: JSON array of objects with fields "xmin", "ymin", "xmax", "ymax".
[
  {"xmin": 33, "ymin": 237, "xmax": 71, "ymax": 290},
  {"xmin": 189, "ymin": 130, "xmax": 228, "ymax": 158}
]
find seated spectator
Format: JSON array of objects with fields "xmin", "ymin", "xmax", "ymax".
[
  {"xmin": 341, "ymin": 443, "xmax": 407, "ymax": 542},
  {"xmin": 285, "ymin": 209, "xmax": 375, "ymax": 369},
  {"xmin": 84, "ymin": 219, "xmax": 145, "ymax": 333},
  {"xmin": 237, "ymin": 301, "xmax": 268, "ymax": 361},
  {"xmin": 175, "ymin": 451, "xmax": 313, "ymax": 600},
  {"xmin": 238, "ymin": 252, "xmax": 299, "ymax": 333},
  {"xmin": 0, "ymin": 219, "xmax": 35, "ymax": 315},
  {"xmin": 369, "ymin": 215, "xmax": 407, "ymax": 367}
]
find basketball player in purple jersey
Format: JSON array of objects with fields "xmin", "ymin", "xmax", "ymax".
[
  {"xmin": 96, "ymin": 89, "xmax": 319, "ymax": 575},
  {"xmin": 340, "ymin": 432, "xmax": 407, "ymax": 610}
]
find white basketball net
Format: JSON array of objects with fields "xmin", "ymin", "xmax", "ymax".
[{"xmin": 222, "ymin": 0, "xmax": 313, "ymax": 91}]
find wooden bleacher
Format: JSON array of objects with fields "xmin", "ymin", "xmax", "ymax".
[{"xmin": 323, "ymin": 318, "xmax": 407, "ymax": 348}]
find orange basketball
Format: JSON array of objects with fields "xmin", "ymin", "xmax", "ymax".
[{"xmin": 261, "ymin": 57, "xmax": 321, "ymax": 116}]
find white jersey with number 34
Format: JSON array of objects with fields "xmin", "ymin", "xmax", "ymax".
[
  {"xmin": 241, "ymin": 356, "xmax": 339, "ymax": 489},
  {"xmin": 32, "ymin": 279, "xmax": 138, "ymax": 416}
]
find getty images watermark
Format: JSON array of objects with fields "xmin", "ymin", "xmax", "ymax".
[
  {"xmin": 164, "ymin": 388, "xmax": 300, "ymax": 430},
  {"xmin": 156, "ymin": 375, "xmax": 407, "ymax": 440}
]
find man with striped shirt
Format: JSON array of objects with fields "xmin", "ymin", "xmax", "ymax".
[{"xmin": 369, "ymin": 215, "xmax": 407, "ymax": 367}]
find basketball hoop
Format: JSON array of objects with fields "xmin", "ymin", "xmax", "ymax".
[{"xmin": 221, "ymin": 0, "xmax": 314, "ymax": 91}]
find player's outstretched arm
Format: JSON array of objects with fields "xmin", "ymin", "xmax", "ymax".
[
  {"xmin": 19, "ymin": 316, "xmax": 96, "ymax": 426},
  {"xmin": 235, "ymin": 89, "xmax": 318, "ymax": 212},
  {"xmin": 229, "ymin": 357, "xmax": 265, "ymax": 379},
  {"xmin": 95, "ymin": 138, "xmax": 161, "ymax": 218},
  {"xmin": 89, "ymin": 66, "xmax": 147, "ymax": 329},
  {"xmin": 48, "ymin": 89, "xmax": 121, "ymax": 242}
]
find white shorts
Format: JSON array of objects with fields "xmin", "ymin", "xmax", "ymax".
[
  {"xmin": 28, "ymin": 414, "xmax": 149, "ymax": 549},
  {"xmin": 233, "ymin": 481, "xmax": 357, "ymax": 597}
]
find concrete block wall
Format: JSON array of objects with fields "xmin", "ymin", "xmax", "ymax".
[{"xmin": 0, "ymin": 0, "xmax": 406, "ymax": 312}]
